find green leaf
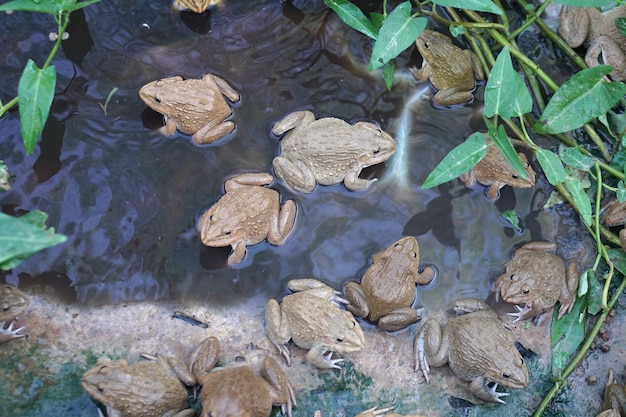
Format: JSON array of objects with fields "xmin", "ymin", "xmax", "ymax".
[
  {"xmin": 559, "ymin": 147, "xmax": 594, "ymax": 170},
  {"xmin": 551, "ymin": 295, "xmax": 586, "ymax": 378},
  {"xmin": 491, "ymin": 125, "xmax": 529, "ymax": 180},
  {"xmin": 370, "ymin": 12, "xmax": 385, "ymax": 31},
  {"xmin": 431, "ymin": 0, "xmax": 502, "ymax": 15},
  {"xmin": 535, "ymin": 65, "xmax": 626, "ymax": 134},
  {"xmin": 586, "ymin": 270, "xmax": 603, "ymax": 315},
  {"xmin": 62, "ymin": 0, "xmax": 100, "ymax": 13},
  {"xmin": 18, "ymin": 60, "xmax": 56, "ymax": 155},
  {"xmin": 618, "ymin": 18, "xmax": 626, "ymax": 37},
  {"xmin": 382, "ymin": 63, "xmax": 395, "ymax": 90},
  {"xmin": 552, "ymin": 0, "xmax": 614, "ymax": 6},
  {"xmin": 502, "ymin": 210, "xmax": 521, "ymax": 232},
  {"xmin": 369, "ymin": 2, "xmax": 427, "ymax": 71},
  {"xmin": 0, "ymin": 211, "xmax": 67, "ymax": 270},
  {"xmin": 618, "ymin": 181, "xmax": 626, "ymax": 203},
  {"xmin": 324, "ymin": 0, "xmax": 378, "ymax": 40},
  {"xmin": 565, "ymin": 176, "xmax": 592, "ymax": 225},
  {"xmin": 609, "ymin": 248, "xmax": 626, "ymax": 275},
  {"xmin": 0, "ymin": 0, "xmax": 98, "ymax": 13},
  {"xmin": 449, "ymin": 25, "xmax": 465, "ymax": 37},
  {"xmin": 484, "ymin": 47, "xmax": 517, "ymax": 120},
  {"xmin": 422, "ymin": 132, "xmax": 487, "ymax": 189},
  {"xmin": 536, "ymin": 148, "xmax": 566, "ymax": 185},
  {"xmin": 512, "ymin": 71, "xmax": 532, "ymax": 117}
]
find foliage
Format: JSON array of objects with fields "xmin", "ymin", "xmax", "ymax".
[
  {"xmin": 0, "ymin": 211, "xmax": 67, "ymax": 271},
  {"xmin": 0, "ymin": 0, "xmax": 101, "ymax": 155},
  {"xmin": 326, "ymin": 0, "xmax": 626, "ymax": 415}
]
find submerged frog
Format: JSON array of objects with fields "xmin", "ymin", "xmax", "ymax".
[
  {"xmin": 602, "ymin": 199, "xmax": 626, "ymax": 251},
  {"xmin": 559, "ymin": 5, "xmax": 626, "ymax": 81},
  {"xmin": 271, "ymin": 110, "xmax": 396, "ymax": 193},
  {"xmin": 344, "ymin": 236, "xmax": 435, "ymax": 332},
  {"xmin": 198, "ymin": 173, "xmax": 296, "ymax": 265},
  {"xmin": 265, "ymin": 278, "xmax": 365, "ymax": 369},
  {"xmin": 414, "ymin": 298, "xmax": 529, "ymax": 403},
  {"xmin": 0, "ymin": 284, "xmax": 29, "ymax": 344},
  {"xmin": 412, "ymin": 30, "xmax": 484, "ymax": 106},
  {"xmin": 139, "ymin": 74, "xmax": 240, "ymax": 145},
  {"xmin": 172, "ymin": 0, "xmax": 223, "ymax": 13},
  {"xmin": 494, "ymin": 242, "xmax": 579, "ymax": 322},
  {"xmin": 81, "ymin": 353, "xmax": 197, "ymax": 417},
  {"xmin": 192, "ymin": 336, "xmax": 296, "ymax": 417},
  {"xmin": 596, "ymin": 368, "xmax": 626, "ymax": 417},
  {"xmin": 459, "ymin": 135, "xmax": 536, "ymax": 199}
]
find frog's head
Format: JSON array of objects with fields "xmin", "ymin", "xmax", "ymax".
[
  {"xmin": 415, "ymin": 30, "xmax": 455, "ymax": 62},
  {"xmin": 484, "ymin": 350, "xmax": 529, "ymax": 389},
  {"xmin": 138, "ymin": 77, "xmax": 181, "ymax": 114},
  {"xmin": 496, "ymin": 270, "xmax": 539, "ymax": 305},
  {"xmin": 476, "ymin": 145, "xmax": 536, "ymax": 189},
  {"xmin": 198, "ymin": 207, "xmax": 246, "ymax": 247},
  {"xmin": 353, "ymin": 122, "xmax": 396, "ymax": 167},
  {"xmin": 324, "ymin": 310, "xmax": 365, "ymax": 353},
  {"xmin": 81, "ymin": 359, "xmax": 129, "ymax": 405}
]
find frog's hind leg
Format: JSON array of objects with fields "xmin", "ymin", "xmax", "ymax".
[
  {"xmin": 414, "ymin": 318, "xmax": 449, "ymax": 383},
  {"xmin": 267, "ymin": 199, "xmax": 296, "ymax": 246},
  {"xmin": 261, "ymin": 356, "xmax": 298, "ymax": 417},
  {"xmin": 192, "ymin": 120, "xmax": 236, "ymax": 145},
  {"xmin": 272, "ymin": 110, "xmax": 316, "ymax": 136},
  {"xmin": 378, "ymin": 307, "xmax": 423, "ymax": 332},
  {"xmin": 343, "ymin": 281, "xmax": 370, "ymax": 319},
  {"xmin": 273, "ymin": 157, "xmax": 317, "ymax": 193},
  {"xmin": 433, "ymin": 87, "xmax": 474, "ymax": 107},
  {"xmin": 265, "ymin": 299, "xmax": 293, "ymax": 366},
  {"xmin": 585, "ymin": 36, "xmax": 626, "ymax": 81}
]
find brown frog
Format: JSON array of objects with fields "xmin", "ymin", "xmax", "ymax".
[
  {"xmin": 198, "ymin": 173, "xmax": 296, "ymax": 265},
  {"xmin": 412, "ymin": 30, "xmax": 484, "ymax": 106},
  {"xmin": 271, "ymin": 110, "xmax": 396, "ymax": 193},
  {"xmin": 344, "ymin": 236, "xmax": 436, "ymax": 332},
  {"xmin": 0, "ymin": 284, "xmax": 29, "ymax": 344},
  {"xmin": 494, "ymin": 242, "xmax": 579, "ymax": 322},
  {"xmin": 596, "ymin": 368, "xmax": 626, "ymax": 417},
  {"xmin": 172, "ymin": 0, "xmax": 222, "ymax": 13},
  {"xmin": 459, "ymin": 135, "xmax": 536, "ymax": 199},
  {"xmin": 139, "ymin": 74, "xmax": 240, "ymax": 145},
  {"xmin": 558, "ymin": 5, "xmax": 626, "ymax": 81},
  {"xmin": 265, "ymin": 278, "xmax": 365, "ymax": 369},
  {"xmin": 602, "ymin": 199, "xmax": 626, "ymax": 251},
  {"xmin": 191, "ymin": 336, "xmax": 296, "ymax": 417},
  {"xmin": 81, "ymin": 353, "xmax": 197, "ymax": 417},
  {"xmin": 414, "ymin": 298, "xmax": 529, "ymax": 403}
]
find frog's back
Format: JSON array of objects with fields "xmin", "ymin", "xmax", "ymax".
[{"xmin": 281, "ymin": 293, "xmax": 341, "ymax": 349}]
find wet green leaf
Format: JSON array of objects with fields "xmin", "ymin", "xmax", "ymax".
[
  {"xmin": 422, "ymin": 132, "xmax": 487, "ymax": 189},
  {"xmin": 0, "ymin": 211, "xmax": 67, "ymax": 270},
  {"xmin": 18, "ymin": 60, "xmax": 56, "ymax": 155},
  {"xmin": 382, "ymin": 63, "xmax": 395, "ymax": 90},
  {"xmin": 565, "ymin": 176, "xmax": 592, "ymax": 225},
  {"xmin": 502, "ymin": 210, "xmax": 521, "ymax": 232},
  {"xmin": 559, "ymin": 147, "xmax": 594, "ymax": 170},
  {"xmin": 370, "ymin": 12, "xmax": 384, "ymax": 30},
  {"xmin": 577, "ymin": 269, "xmax": 588, "ymax": 297},
  {"xmin": 484, "ymin": 47, "xmax": 517, "ymax": 120},
  {"xmin": 586, "ymin": 270, "xmax": 603, "ymax": 315},
  {"xmin": 491, "ymin": 125, "xmax": 529, "ymax": 180},
  {"xmin": 512, "ymin": 71, "xmax": 532, "ymax": 117},
  {"xmin": 618, "ymin": 181, "xmax": 626, "ymax": 203},
  {"xmin": 552, "ymin": 0, "xmax": 614, "ymax": 6},
  {"xmin": 551, "ymin": 295, "xmax": 586, "ymax": 378},
  {"xmin": 618, "ymin": 18, "xmax": 626, "ymax": 37},
  {"xmin": 536, "ymin": 148, "xmax": 566, "ymax": 185},
  {"xmin": 535, "ymin": 65, "xmax": 626, "ymax": 134},
  {"xmin": 432, "ymin": 0, "xmax": 502, "ymax": 15},
  {"xmin": 609, "ymin": 248, "xmax": 626, "ymax": 275},
  {"xmin": 324, "ymin": 0, "xmax": 378, "ymax": 40},
  {"xmin": 0, "ymin": 0, "xmax": 99, "ymax": 14},
  {"xmin": 369, "ymin": 2, "xmax": 427, "ymax": 71}
]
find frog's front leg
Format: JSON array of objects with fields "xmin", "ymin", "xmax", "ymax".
[
  {"xmin": 433, "ymin": 87, "xmax": 474, "ymax": 107},
  {"xmin": 486, "ymin": 183, "xmax": 503, "ymax": 200},
  {"xmin": 468, "ymin": 376, "xmax": 510, "ymax": 404},
  {"xmin": 467, "ymin": 50, "xmax": 485, "ymax": 81},
  {"xmin": 265, "ymin": 299, "xmax": 293, "ymax": 365},
  {"xmin": 272, "ymin": 110, "xmax": 316, "ymax": 136},
  {"xmin": 343, "ymin": 281, "xmax": 370, "ymax": 319},
  {"xmin": 288, "ymin": 279, "xmax": 348, "ymax": 307},
  {"xmin": 260, "ymin": 356, "xmax": 297, "ymax": 417},
  {"xmin": 227, "ymin": 240, "xmax": 248, "ymax": 265},
  {"xmin": 416, "ymin": 265, "xmax": 436, "ymax": 285},
  {"xmin": 378, "ymin": 307, "xmax": 423, "ymax": 332},
  {"xmin": 459, "ymin": 169, "xmax": 477, "ymax": 187},
  {"xmin": 344, "ymin": 170, "xmax": 373, "ymax": 192},
  {"xmin": 273, "ymin": 157, "xmax": 317, "ymax": 193},
  {"xmin": 519, "ymin": 241, "xmax": 557, "ymax": 253},
  {"xmin": 557, "ymin": 262, "xmax": 579, "ymax": 319},
  {"xmin": 0, "ymin": 321, "xmax": 26, "ymax": 344},
  {"xmin": 414, "ymin": 318, "xmax": 449, "ymax": 383},
  {"xmin": 267, "ymin": 199, "xmax": 296, "ymax": 246},
  {"xmin": 306, "ymin": 345, "xmax": 344, "ymax": 369},
  {"xmin": 192, "ymin": 120, "xmax": 236, "ymax": 145}
]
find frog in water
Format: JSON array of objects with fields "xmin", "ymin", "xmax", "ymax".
[
  {"xmin": 0, "ymin": 284, "xmax": 29, "ymax": 344},
  {"xmin": 494, "ymin": 242, "xmax": 579, "ymax": 322},
  {"xmin": 412, "ymin": 30, "xmax": 484, "ymax": 106},
  {"xmin": 344, "ymin": 236, "xmax": 436, "ymax": 332},
  {"xmin": 265, "ymin": 278, "xmax": 365, "ymax": 369},
  {"xmin": 172, "ymin": 0, "xmax": 223, "ymax": 13},
  {"xmin": 191, "ymin": 336, "xmax": 296, "ymax": 417},
  {"xmin": 139, "ymin": 73, "xmax": 240, "ymax": 145},
  {"xmin": 459, "ymin": 134, "xmax": 536, "ymax": 199},
  {"xmin": 271, "ymin": 110, "xmax": 396, "ymax": 193},
  {"xmin": 559, "ymin": 5, "xmax": 626, "ymax": 81},
  {"xmin": 414, "ymin": 298, "xmax": 529, "ymax": 403},
  {"xmin": 198, "ymin": 172, "xmax": 297, "ymax": 265}
]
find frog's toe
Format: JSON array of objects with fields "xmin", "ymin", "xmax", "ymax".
[
  {"xmin": 324, "ymin": 351, "xmax": 344, "ymax": 369},
  {"xmin": 507, "ymin": 304, "xmax": 531, "ymax": 322},
  {"xmin": 0, "ymin": 321, "xmax": 27, "ymax": 342},
  {"xmin": 487, "ymin": 382, "xmax": 510, "ymax": 404}
]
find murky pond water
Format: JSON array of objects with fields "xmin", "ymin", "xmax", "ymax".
[{"xmin": 1, "ymin": 1, "xmax": 613, "ymax": 416}]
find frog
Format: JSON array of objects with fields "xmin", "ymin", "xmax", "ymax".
[
  {"xmin": 595, "ymin": 368, "xmax": 626, "ymax": 417},
  {"xmin": 81, "ymin": 353, "xmax": 197, "ymax": 417},
  {"xmin": 602, "ymin": 199, "xmax": 626, "ymax": 251},
  {"xmin": 172, "ymin": 0, "xmax": 222, "ymax": 13},
  {"xmin": 411, "ymin": 29, "xmax": 485, "ymax": 106},
  {"xmin": 0, "ymin": 284, "xmax": 29, "ymax": 344},
  {"xmin": 493, "ymin": 241, "xmax": 579, "ymax": 322},
  {"xmin": 459, "ymin": 134, "xmax": 536, "ymax": 199},
  {"xmin": 191, "ymin": 336, "xmax": 297, "ymax": 417},
  {"xmin": 138, "ymin": 73, "xmax": 240, "ymax": 145},
  {"xmin": 558, "ymin": 5, "xmax": 626, "ymax": 82},
  {"xmin": 414, "ymin": 298, "xmax": 529, "ymax": 403},
  {"xmin": 344, "ymin": 236, "xmax": 436, "ymax": 332},
  {"xmin": 265, "ymin": 278, "xmax": 366, "ymax": 369},
  {"xmin": 198, "ymin": 172, "xmax": 297, "ymax": 265},
  {"xmin": 271, "ymin": 110, "xmax": 396, "ymax": 193}
]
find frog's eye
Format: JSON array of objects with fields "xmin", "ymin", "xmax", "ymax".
[
  {"xmin": 97, "ymin": 383, "xmax": 105, "ymax": 392},
  {"xmin": 336, "ymin": 337, "xmax": 344, "ymax": 343},
  {"xmin": 394, "ymin": 243, "xmax": 402, "ymax": 250},
  {"xmin": 511, "ymin": 173, "xmax": 519, "ymax": 179},
  {"xmin": 2, "ymin": 305, "xmax": 8, "ymax": 312},
  {"xmin": 223, "ymin": 229, "xmax": 231, "ymax": 236},
  {"xmin": 424, "ymin": 41, "xmax": 431, "ymax": 49},
  {"xmin": 502, "ymin": 372, "xmax": 511, "ymax": 379},
  {"xmin": 372, "ymin": 147, "xmax": 380, "ymax": 155},
  {"xmin": 509, "ymin": 274, "xmax": 515, "ymax": 280},
  {"xmin": 411, "ymin": 251, "xmax": 417, "ymax": 258},
  {"xmin": 522, "ymin": 288, "xmax": 530, "ymax": 295}
]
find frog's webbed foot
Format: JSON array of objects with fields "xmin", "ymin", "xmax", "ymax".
[
  {"xmin": 0, "ymin": 321, "xmax": 27, "ymax": 344},
  {"xmin": 508, "ymin": 304, "xmax": 534, "ymax": 322},
  {"xmin": 413, "ymin": 324, "xmax": 431, "ymax": 383},
  {"xmin": 227, "ymin": 241, "xmax": 247, "ymax": 265},
  {"xmin": 307, "ymin": 347, "xmax": 344, "ymax": 369},
  {"xmin": 344, "ymin": 171, "xmax": 373, "ymax": 192},
  {"xmin": 470, "ymin": 378, "xmax": 510, "ymax": 404}
]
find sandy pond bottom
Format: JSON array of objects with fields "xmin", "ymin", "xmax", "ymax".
[{"xmin": 1, "ymin": 288, "xmax": 625, "ymax": 417}]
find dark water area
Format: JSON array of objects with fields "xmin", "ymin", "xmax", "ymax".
[{"xmin": 0, "ymin": 0, "xmax": 548, "ymax": 307}]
